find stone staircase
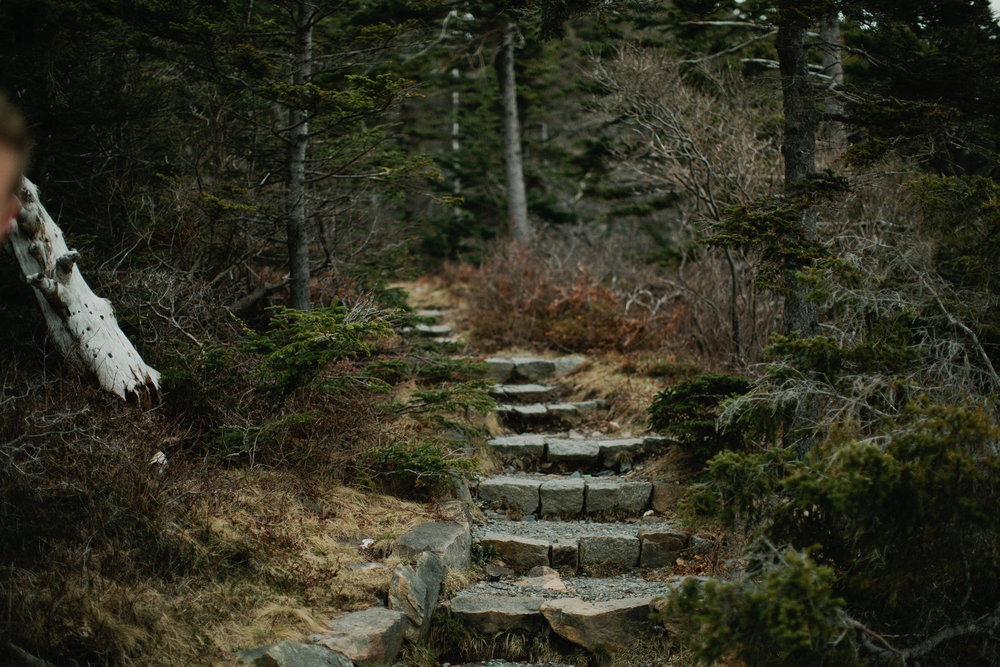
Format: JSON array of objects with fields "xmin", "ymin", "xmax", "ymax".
[{"xmin": 239, "ymin": 305, "xmax": 690, "ymax": 667}]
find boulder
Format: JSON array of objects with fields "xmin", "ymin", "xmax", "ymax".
[
  {"xmin": 539, "ymin": 477, "xmax": 585, "ymax": 516},
  {"xmin": 388, "ymin": 551, "xmax": 444, "ymax": 642},
  {"xmin": 578, "ymin": 535, "xmax": 640, "ymax": 569},
  {"xmin": 437, "ymin": 499, "xmax": 474, "ymax": 528},
  {"xmin": 311, "ymin": 608, "xmax": 407, "ymax": 666},
  {"xmin": 650, "ymin": 482, "xmax": 686, "ymax": 513},
  {"xmin": 638, "ymin": 527, "xmax": 688, "ymax": 569},
  {"xmin": 477, "ymin": 532, "xmax": 550, "ymax": 571},
  {"xmin": 238, "ymin": 642, "xmax": 354, "ymax": 667},
  {"xmin": 448, "ymin": 595, "xmax": 547, "ymax": 634},
  {"xmin": 395, "ymin": 522, "xmax": 471, "ymax": 570},
  {"xmin": 540, "ymin": 597, "xmax": 653, "ymax": 652},
  {"xmin": 477, "ymin": 476, "xmax": 540, "ymax": 516}
]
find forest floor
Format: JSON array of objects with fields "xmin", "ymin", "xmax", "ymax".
[{"xmin": 4, "ymin": 273, "xmax": 722, "ymax": 666}]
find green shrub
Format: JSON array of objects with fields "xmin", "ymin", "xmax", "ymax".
[
  {"xmin": 671, "ymin": 401, "xmax": 1000, "ymax": 664},
  {"xmin": 364, "ymin": 440, "xmax": 476, "ymax": 500},
  {"xmin": 649, "ymin": 373, "xmax": 751, "ymax": 460},
  {"xmin": 663, "ymin": 548, "xmax": 856, "ymax": 666}
]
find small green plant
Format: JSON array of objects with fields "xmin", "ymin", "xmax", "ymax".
[
  {"xmin": 242, "ymin": 304, "xmax": 393, "ymax": 398},
  {"xmin": 471, "ymin": 542, "xmax": 499, "ymax": 567},
  {"xmin": 649, "ymin": 373, "xmax": 751, "ymax": 460},
  {"xmin": 364, "ymin": 440, "xmax": 476, "ymax": 500}
]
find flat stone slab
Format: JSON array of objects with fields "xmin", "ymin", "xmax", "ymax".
[
  {"xmin": 495, "ymin": 403, "xmax": 548, "ymax": 417},
  {"xmin": 485, "ymin": 434, "xmax": 546, "ymax": 459},
  {"xmin": 414, "ymin": 309, "xmax": 443, "ymax": 319},
  {"xmin": 540, "ymin": 597, "xmax": 653, "ymax": 652},
  {"xmin": 448, "ymin": 595, "xmax": 547, "ymax": 634},
  {"xmin": 585, "ymin": 479, "xmax": 653, "ymax": 515},
  {"xmin": 446, "ymin": 573, "xmax": 679, "ymax": 603},
  {"xmin": 239, "ymin": 642, "xmax": 354, "ymax": 667},
  {"xmin": 546, "ymin": 438, "xmax": 600, "ymax": 464},
  {"xmin": 311, "ymin": 607, "xmax": 406, "ymax": 666},
  {"xmin": 477, "ymin": 532, "xmax": 551, "ymax": 571},
  {"xmin": 539, "ymin": 477, "xmax": 585, "ymax": 516},
  {"xmin": 553, "ymin": 356, "xmax": 586, "ymax": 375},
  {"xmin": 578, "ymin": 535, "xmax": 640, "ymax": 569},
  {"xmin": 489, "ymin": 384, "xmax": 558, "ymax": 400},
  {"xmin": 477, "ymin": 476, "xmax": 540, "ymax": 515},
  {"xmin": 395, "ymin": 521, "xmax": 471, "ymax": 570},
  {"xmin": 413, "ymin": 323, "xmax": 453, "ymax": 335}
]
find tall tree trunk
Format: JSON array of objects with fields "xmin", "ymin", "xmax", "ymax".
[
  {"xmin": 777, "ymin": 10, "xmax": 820, "ymax": 455},
  {"xmin": 8, "ymin": 179, "xmax": 160, "ymax": 401},
  {"xmin": 495, "ymin": 21, "xmax": 531, "ymax": 243},
  {"xmin": 776, "ymin": 15, "xmax": 818, "ymax": 339},
  {"xmin": 286, "ymin": 1, "xmax": 313, "ymax": 311},
  {"xmin": 820, "ymin": 11, "xmax": 845, "ymax": 149}
]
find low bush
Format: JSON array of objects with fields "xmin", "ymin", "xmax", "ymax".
[
  {"xmin": 450, "ymin": 237, "xmax": 685, "ymax": 353},
  {"xmin": 649, "ymin": 373, "xmax": 751, "ymax": 460}
]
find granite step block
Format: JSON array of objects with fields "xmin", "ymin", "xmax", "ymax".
[
  {"xmin": 539, "ymin": 477, "xmax": 585, "ymax": 516},
  {"xmin": 489, "ymin": 384, "xmax": 559, "ymax": 401},
  {"xmin": 585, "ymin": 479, "xmax": 653, "ymax": 515},
  {"xmin": 477, "ymin": 476, "xmax": 540, "ymax": 515},
  {"xmin": 485, "ymin": 356, "xmax": 586, "ymax": 383},
  {"xmin": 485, "ymin": 433, "xmax": 547, "ymax": 459}
]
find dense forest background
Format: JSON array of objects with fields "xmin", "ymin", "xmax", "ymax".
[{"xmin": 3, "ymin": 0, "xmax": 1000, "ymax": 665}]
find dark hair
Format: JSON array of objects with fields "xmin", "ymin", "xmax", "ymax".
[{"xmin": 0, "ymin": 94, "xmax": 28, "ymax": 196}]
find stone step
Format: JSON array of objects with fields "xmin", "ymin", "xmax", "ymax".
[
  {"xmin": 494, "ymin": 400, "xmax": 605, "ymax": 423},
  {"xmin": 488, "ymin": 384, "xmax": 560, "ymax": 402},
  {"xmin": 445, "ymin": 573, "xmax": 683, "ymax": 655},
  {"xmin": 476, "ymin": 474, "xmax": 655, "ymax": 518},
  {"xmin": 413, "ymin": 323, "xmax": 454, "ymax": 336},
  {"xmin": 472, "ymin": 520, "xmax": 690, "ymax": 573},
  {"xmin": 415, "ymin": 309, "xmax": 444, "ymax": 320},
  {"xmin": 485, "ymin": 356, "xmax": 585, "ymax": 383},
  {"xmin": 486, "ymin": 433, "xmax": 668, "ymax": 469}
]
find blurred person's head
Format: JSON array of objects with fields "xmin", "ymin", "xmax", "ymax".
[{"xmin": 0, "ymin": 94, "xmax": 28, "ymax": 245}]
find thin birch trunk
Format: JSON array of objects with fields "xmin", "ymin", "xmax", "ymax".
[
  {"xmin": 495, "ymin": 22, "xmax": 531, "ymax": 243},
  {"xmin": 820, "ymin": 11, "xmax": 845, "ymax": 149},
  {"xmin": 286, "ymin": 0, "xmax": 313, "ymax": 311},
  {"xmin": 8, "ymin": 179, "xmax": 160, "ymax": 401}
]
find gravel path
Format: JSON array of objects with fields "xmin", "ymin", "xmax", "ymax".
[
  {"xmin": 452, "ymin": 574, "xmax": 682, "ymax": 602},
  {"xmin": 474, "ymin": 518, "xmax": 676, "ymax": 541}
]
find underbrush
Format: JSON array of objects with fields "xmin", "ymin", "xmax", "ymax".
[
  {"xmin": 447, "ymin": 236, "xmax": 687, "ymax": 354},
  {"xmin": 445, "ymin": 232, "xmax": 778, "ymax": 366},
  {"xmin": 0, "ymin": 271, "xmax": 489, "ymax": 664}
]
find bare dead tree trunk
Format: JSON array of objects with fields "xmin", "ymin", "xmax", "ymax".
[
  {"xmin": 286, "ymin": 0, "xmax": 314, "ymax": 311},
  {"xmin": 820, "ymin": 11, "xmax": 845, "ymax": 149},
  {"xmin": 495, "ymin": 21, "xmax": 531, "ymax": 243},
  {"xmin": 8, "ymin": 179, "xmax": 160, "ymax": 401}
]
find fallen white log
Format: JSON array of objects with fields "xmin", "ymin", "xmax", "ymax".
[{"xmin": 8, "ymin": 178, "xmax": 160, "ymax": 401}]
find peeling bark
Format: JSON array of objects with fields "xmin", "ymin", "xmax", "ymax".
[{"xmin": 8, "ymin": 178, "xmax": 160, "ymax": 401}]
